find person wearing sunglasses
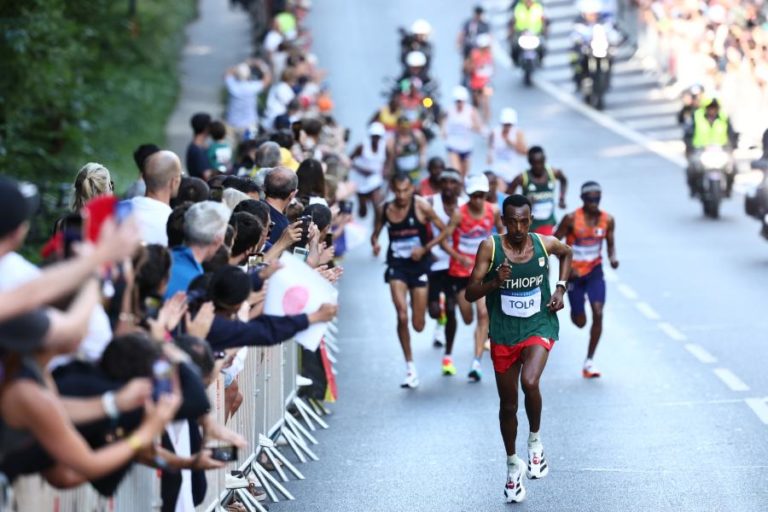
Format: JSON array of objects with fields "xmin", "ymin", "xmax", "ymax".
[{"xmin": 554, "ymin": 181, "xmax": 618, "ymax": 379}]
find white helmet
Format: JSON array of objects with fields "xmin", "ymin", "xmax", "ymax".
[
  {"xmin": 452, "ymin": 85, "xmax": 470, "ymax": 102},
  {"xmin": 411, "ymin": 19, "xmax": 432, "ymax": 36},
  {"xmin": 500, "ymin": 108, "xmax": 518, "ymax": 125},
  {"xmin": 405, "ymin": 51, "xmax": 427, "ymax": 67},
  {"xmin": 476, "ymin": 33, "xmax": 492, "ymax": 48},
  {"xmin": 368, "ymin": 122, "xmax": 386, "ymax": 137}
]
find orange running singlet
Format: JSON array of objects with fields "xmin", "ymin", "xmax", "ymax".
[{"xmin": 566, "ymin": 208, "xmax": 610, "ymax": 277}]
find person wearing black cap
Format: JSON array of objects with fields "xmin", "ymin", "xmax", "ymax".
[
  {"xmin": 554, "ymin": 181, "xmax": 618, "ymax": 379},
  {"xmin": 0, "ymin": 178, "xmax": 140, "ymax": 323},
  {"xmin": 458, "ymin": 5, "xmax": 491, "ymax": 58}
]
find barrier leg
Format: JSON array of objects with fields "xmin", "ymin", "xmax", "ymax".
[
  {"xmin": 295, "ymin": 397, "xmax": 330, "ymax": 429},
  {"xmin": 249, "ymin": 458, "xmax": 295, "ymax": 502},
  {"xmin": 309, "ymin": 398, "xmax": 331, "ymax": 416},
  {"xmin": 266, "ymin": 438, "xmax": 309, "ymax": 477},
  {"xmin": 262, "ymin": 444, "xmax": 289, "ymax": 482},
  {"xmin": 282, "ymin": 427, "xmax": 320, "ymax": 462},
  {"xmin": 278, "ymin": 428, "xmax": 309, "ymax": 463},
  {"xmin": 285, "ymin": 412, "xmax": 319, "ymax": 445}
]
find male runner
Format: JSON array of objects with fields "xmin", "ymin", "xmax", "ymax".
[
  {"xmin": 426, "ymin": 169, "xmax": 466, "ymax": 374},
  {"xmin": 508, "ymin": 146, "xmax": 567, "ymax": 236},
  {"xmin": 372, "ymin": 173, "xmax": 448, "ymax": 388},
  {"xmin": 554, "ymin": 181, "xmax": 618, "ymax": 378},
  {"xmin": 442, "ymin": 174, "xmax": 504, "ymax": 382},
  {"xmin": 465, "ymin": 194, "xmax": 572, "ymax": 503}
]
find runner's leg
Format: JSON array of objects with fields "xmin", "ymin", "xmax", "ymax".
[
  {"xmin": 587, "ymin": 301, "xmax": 604, "ymax": 359},
  {"xmin": 456, "ymin": 287, "xmax": 475, "ymax": 325},
  {"xmin": 409, "ymin": 285, "xmax": 427, "ymax": 333},
  {"xmin": 495, "ymin": 360, "xmax": 523, "ymax": 456},
  {"xmin": 444, "ymin": 290, "xmax": 458, "ymax": 356},
  {"xmin": 519, "ymin": 344, "xmax": 550, "ymax": 433},
  {"xmin": 356, "ymin": 192, "xmax": 369, "ymax": 218},
  {"xmin": 448, "ymin": 151, "xmax": 463, "ymax": 175},
  {"xmin": 474, "ymin": 298, "xmax": 489, "ymax": 360},
  {"xmin": 389, "ymin": 280, "xmax": 413, "ymax": 361}
]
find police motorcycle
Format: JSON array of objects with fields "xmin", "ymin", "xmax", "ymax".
[
  {"xmin": 744, "ymin": 130, "xmax": 768, "ymax": 239},
  {"xmin": 517, "ymin": 31, "xmax": 543, "ymax": 86},
  {"xmin": 398, "ymin": 20, "xmax": 433, "ymax": 74},
  {"xmin": 382, "ymin": 61, "xmax": 441, "ymax": 142},
  {"xmin": 688, "ymin": 145, "xmax": 734, "ymax": 218},
  {"xmin": 578, "ymin": 23, "xmax": 613, "ymax": 110}
]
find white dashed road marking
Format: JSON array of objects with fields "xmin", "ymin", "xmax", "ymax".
[
  {"xmin": 745, "ymin": 398, "xmax": 768, "ymax": 425},
  {"xmin": 658, "ymin": 322, "xmax": 687, "ymax": 342},
  {"xmin": 616, "ymin": 283, "xmax": 638, "ymax": 300},
  {"xmin": 684, "ymin": 343, "xmax": 717, "ymax": 364},
  {"xmin": 635, "ymin": 302, "xmax": 660, "ymax": 321},
  {"xmin": 713, "ymin": 368, "xmax": 750, "ymax": 392}
]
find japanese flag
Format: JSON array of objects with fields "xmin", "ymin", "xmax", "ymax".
[{"xmin": 264, "ymin": 253, "xmax": 338, "ymax": 351}]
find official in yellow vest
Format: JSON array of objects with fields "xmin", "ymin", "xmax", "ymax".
[
  {"xmin": 510, "ymin": 0, "xmax": 548, "ymax": 66},
  {"xmin": 691, "ymin": 100, "xmax": 734, "ymax": 149}
]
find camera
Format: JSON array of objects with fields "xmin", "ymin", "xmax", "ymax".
[
  {"xmin": 338, "ymin": 200, "xmax": 353, "ymax": 215},
  {"xmin": 210, "ymin": 445, "xmax": 238, "ymax": 462},
  {"xmin": 152, "ymin": 359, "xmax": 173, "ymax": 401}
]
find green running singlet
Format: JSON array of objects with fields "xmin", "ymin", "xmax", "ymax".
[{"xmin": 484, "ymin": 233, "xmax": 559, "ymax": 346}]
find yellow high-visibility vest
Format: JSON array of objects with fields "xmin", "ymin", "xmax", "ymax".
[
  {"xmin": 692, "ymin": 108, "xmax": 729, "ymax": 148},
  {"xmin": 514, "ymin": 2, "xmax": 544, "ymax": 34}
]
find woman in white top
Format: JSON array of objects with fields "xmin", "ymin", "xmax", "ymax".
[
  {"xmin": 441, "ymin": 85, "xmax": 484, "ymax": 177},
  {"xmin": 487, "ymin": 107, "xmax": 527, "ymax": 187},
  {"xmin": 225, "ymin": 60, "xmax": 272, "ymax": 137},
  {"xmin": 349, "ymin": 122, "xmax": 389, "ymax": 219}
]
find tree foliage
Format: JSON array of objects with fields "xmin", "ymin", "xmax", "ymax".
[{"xmin": 0, "ymin": 0, "xmax": 195, "ymax": 186}]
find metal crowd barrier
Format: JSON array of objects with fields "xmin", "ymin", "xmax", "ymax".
[{"xmin": 8, "ymin": 318, "xmax": 340, "ymax": 512}]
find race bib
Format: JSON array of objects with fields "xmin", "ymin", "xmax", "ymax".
[
  {"xmin": 477, "ymin": 63, "xmax": 493, "ymax": 78},
  {"xmin": 458, "ymin": 234, "xmax": 484, "ymax": 257},
  {"xmin": 572, "ymin": 243, "xmax": 601, "ymax": 262},
  {"xmin": 391, "ymin": 236, "xmax": 421, "ymax": 259},
  {"xmin": 396, "ymin": 154, "xmax": 419, "ymax": 171},
  {"xmin": 500, "ymin": 287, "xmax": 541, "ymax": 318},
  {"xmin": 531, "ymin": 200, "xmax": 554, "ymax": 220}
]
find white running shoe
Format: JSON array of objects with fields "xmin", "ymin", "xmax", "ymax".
[
  {"xmin": 504, "ymin": 457, "xmax": 527, "ymax": 503},
  {"xmin": 433, "ymin": 323, "xmax": 446, "ymax": 348},
  {"xmin": 401, "ymin": 371, "xmax": 420, "ymax": 389},
  {"xmin": 582, "ymin": 359, "xmax": 602, "ymax": 379},
  {"xmin": 526, "ymin": 441, "xmax": 549, "ymax": 479}
]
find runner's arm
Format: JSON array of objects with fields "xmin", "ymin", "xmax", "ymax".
[
  {"xmin": 514, "ymin": 129, "xmax": 527, "ymax": 155},
  {"xmin": 371, "ymin": 204, "xmax": 385, "ymax": 256},
  {"xmin": 464, "ymin": 238, "xmax": 501, "ymax": 302},
  {"xmin": 439, "ymin": 210, "xmax": 463, "ymax": 259},
  {"xmin": 416, "ymin": 131, "xmax": 428, "ymax": 169},
  {"xmin": 418, "ymin": 199, "xmax": 448, "ymax": 252},
  {"xmin": 487, "ymin": 132, "xmax": 494, "ymax": 164},
  {"xmin": 606, "ymin": 215, "xmax": 619, "ymax": 268},
  {"xmin": 554, "ymin": 168, "xmax": 568, "ymax": 208},
  {"xmin": 508, "ymin": 174, "xmax": 523, "ymax": 195},
  {"xmin": 471, "ymin": 108, "xmax": 485, "ymax": 134},
  {"xmin": 541, "ymin": 236, "xmax": 573, "ymax": 283},
  {"xmin": 384, "ymin": 138, "xmax": 395, "ymax": 178},
  {"xmin": 553, "ymin": 213, "xmax": 573, "ymax": 240}
]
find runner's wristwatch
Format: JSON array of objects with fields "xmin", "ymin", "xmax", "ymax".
[{"xmin": 555, "ymin": 280, "xmax": 567, "ymax": 290}]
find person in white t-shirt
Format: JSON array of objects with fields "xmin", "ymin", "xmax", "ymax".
[
  {"xmin": 130, "ymin": 150, "xmax": 183, "ymax": 246},
  {"xmin": 225, "ymin": 60, "xmax": 272, "ymax": 138},
  {"xmin": 263, "ymin": 68, "xmax": 298, "ymax": 131},
  {"xmin": 487, "ymin": 108, "xmax": 528, "ymax": 186}
]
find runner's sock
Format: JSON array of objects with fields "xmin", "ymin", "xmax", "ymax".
[
  {"xmin": 507, "ymin": 455, "xmax": 521, "ymax": 475},
  {"xmin": 472, "ymin": 358, "xmax": 481, "ymax": 370},
  {"xmin": 528, "ymin": 431, "xmax": 541, "ymax": 445},
  {"xmin": 407, "ymin": 361, "xmax": 416, "ymax": 374}
]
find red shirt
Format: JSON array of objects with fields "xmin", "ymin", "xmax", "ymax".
[
  {"xmin": 419, "ymin": 177, "xmax": 437, "ymax": 197},
  {"xmin": 449, "ymin": 202, "xmax": 495, "ymax": 278}
]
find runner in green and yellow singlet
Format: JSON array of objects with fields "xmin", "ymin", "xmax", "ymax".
[
  {"xmin": 465, "ymin": 194, "xmax": 572, "ymax": 504},
  {"xmin": 508, "ymin": 146, "xmax": 568, "ymax": 236}
]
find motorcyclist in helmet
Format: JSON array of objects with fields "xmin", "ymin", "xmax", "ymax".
[
  {"xmin": 570, "ymin": 0, "xmax": 622, "ymax": 92},
  {"xmin": 401, "ymin": 19, "xmax": 434, "ymax": 72},
  {"xmin": 398, "ymin": 50, "xmax": 434, "ymax": 91},
  {"xmin": 685, "ymin": 99, "xmax": 738, "ymax": 197}
]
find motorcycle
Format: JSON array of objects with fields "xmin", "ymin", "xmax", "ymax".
[
  {"xmin": 579, "ymin": 24, "xmax": 612, "ymax": 110},
  {"xmin": 517, "ymin": 31, "xmax": 542, "ymax": 86},
  {"xmin": 689, "ymin": 145, "xmax": 733, "ymax": 218},
  {"xmin": 381, "ymin": 76, "xmax": 441, "ymax": 142}
]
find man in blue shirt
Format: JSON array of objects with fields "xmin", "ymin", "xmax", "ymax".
[
  {"xmin": 264, "ymin": 166, "xmax": 298, "ymax": 245},
  {"xmin": 165, "ymin": 201, "xmax": 232, "ymax": 298}
]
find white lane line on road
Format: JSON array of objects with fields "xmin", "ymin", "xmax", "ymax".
[
  {"xmin": 616, "ymin": 283, "xmax": 638, "ymax": 300},
  {"xmin": 658, "ymin": 322, "xmax": 687, "ymax": 341},
  {"xmin": 635, "ymin": 302, "xmax": 660, "ymax": 321},
  {"xmin": 684, "ymin": 343, "xmax": 717, "ymax": 364},
  {"xmin": 745, "ymin": 398, "xmax": 768, "ymax": 425},
  {"xmin": 713, "ymin": 368, "xmax": 750, "ymax": 392}
]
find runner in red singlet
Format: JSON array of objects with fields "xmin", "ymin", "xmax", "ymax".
[{"xmin": 442, "ymin": 174, "xmax": 504, "ymax": 381}]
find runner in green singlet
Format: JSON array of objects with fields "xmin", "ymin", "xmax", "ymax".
[
  {"xmin": 465, "ymin": 194, "xmax": 572, "ymax": 504},
  {"xmin": 508, "ymin": 146, "xmax": 567, "ymax": 236}
]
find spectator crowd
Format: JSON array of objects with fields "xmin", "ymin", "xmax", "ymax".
[
  {"xmin": 637, "ymin": 0, "xmax": 768, "ymax": 143},
  {"xmin": 0, "ymin": 1, "xmax": 355, "ymax": 510}
]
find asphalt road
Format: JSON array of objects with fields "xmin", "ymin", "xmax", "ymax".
[{"xmin": 272, "ymin": 1, "xmax": 768, "ymax": 511}]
